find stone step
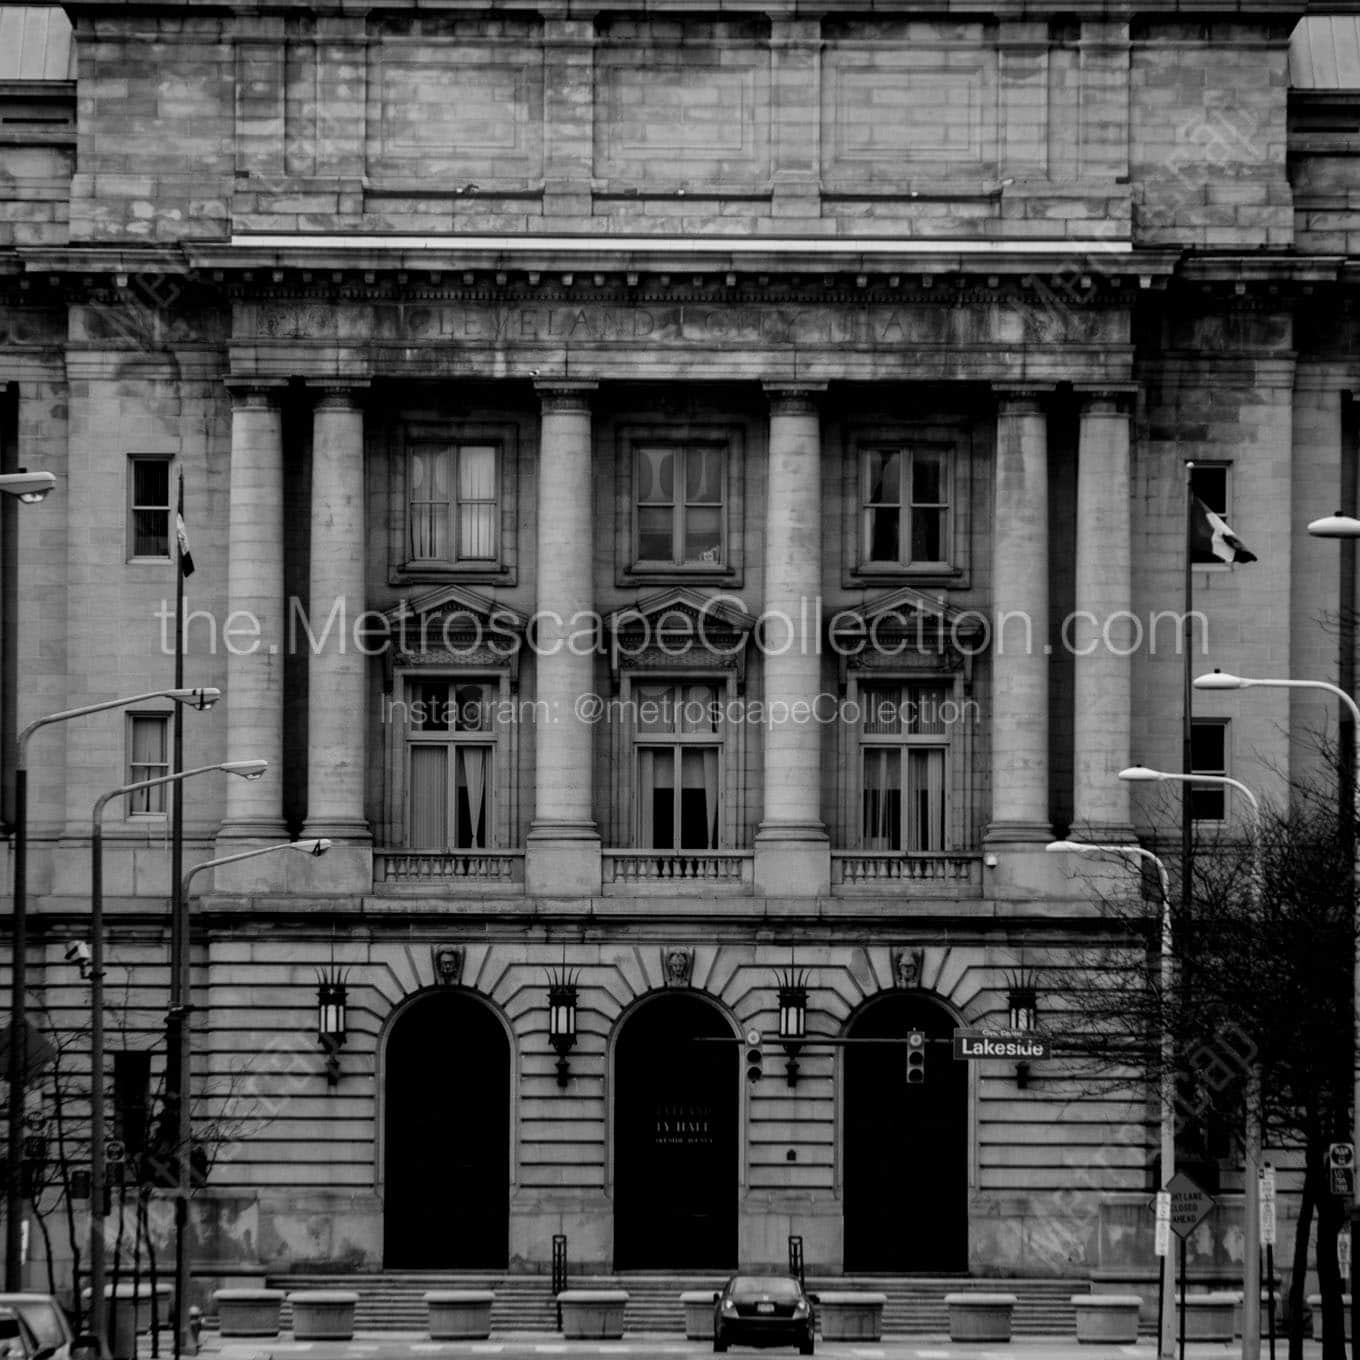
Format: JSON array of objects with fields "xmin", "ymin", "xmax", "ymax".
[{"xmin": 261, "ymin": 1272, "xmax": 1120, "ymax": 1336}]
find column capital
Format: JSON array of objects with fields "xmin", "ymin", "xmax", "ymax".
[
  {"xmin": 1074, "ymin": 382, "xmax": 1138, "ymax": 415},
  {"xmin": 993, "ymin": 382, "xmax": 1054, "ymax": 414},
  {"xmin": 536, "ymin": 380, "xmax": 598, "ymax": 413},
  {"xmin": 225, "ymin": 376, "xmax": 288, "ymax": 408},
  {"xmin": 308, "ymin": 378, "xmax": 370, "ymax": 410},
  {"xmin": 764, "ymin": 382, "xmax": 827, "ymax": 416}
]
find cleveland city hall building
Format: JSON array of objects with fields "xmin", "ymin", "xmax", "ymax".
[{"xmin": 0, "ymin": 0, "xmax": 1356, "ymax": 1307}]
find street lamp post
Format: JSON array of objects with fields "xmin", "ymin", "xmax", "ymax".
[
  {"xmin": 1197, "ymin": 663, "xmax": 1360, "ymax": 1356},
  {"xmin": 1120, "ymin": 765, "xmax": 1265, "ymax": 1358},
  {"xmin": 6, "ymin": 687, "xmax": 221, "ymax": 1292},
  {"xmin": 1048, "ymin": 838, "xmax": 1175, "ymax": 1360},
  {"xmin": 86, "ymin": 760, "xmax": 266, "ymax": 1354},
  {"xmin": 170, "ymin": 838, "xmax": 329, "ymax": 1360}
]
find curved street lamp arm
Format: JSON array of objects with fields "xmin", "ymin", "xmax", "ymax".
[
  {"xmin": 91, "ymin": 761, "xmax": 268, "ymax": 834},
  {"xmin": 19, "ymin": 687, "xmax": 222, "ymax": 765}
]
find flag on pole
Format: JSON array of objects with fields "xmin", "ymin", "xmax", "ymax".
[
  {"xmin": 1191, "ymin": 497, "xmax": 1257, "ymax": 564},
  {"xmin": 175, "ymin": 475, "xmax": 195, "ymax": 577}
]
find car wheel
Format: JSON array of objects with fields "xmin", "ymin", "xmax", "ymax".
[
  {"xmin": 713, "ymin": 1329, "xmax": 728, "ymax": 1353},
  {"xmin": 799, "ymin": 1333, "xmax": 814, "ymax": 1355}
]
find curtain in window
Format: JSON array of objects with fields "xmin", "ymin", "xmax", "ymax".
[
  {"xmin": 409, "ymin": 746, "xmax": 448, "ymax": 849},
  {"xmin": 907, "ymin": 748, "xmax": 946, "ymax": 852},
  {"xmin": 457, "ymin": 746, "xmax": 488, "ymax": 848},
  {"xmin": 409, "ymin": 450, "xmax": 448, "ymax": 560},
  {"xmin": 862, "ymin": 748, "xmax": 901, "ymax": 850},
  {"xmin": 680, "ymin": 748, "xmax": 719, "ymax": 849},
  {"xmin": 129, "ymin": 717, "xmax": 167, "ymax": 813},
  {"xmin": 639, "ymin": 748, "xmax": 674, "ymax": 847},
  {"xmin": 681, "ymin": 684, "xmax": 718, "ymax": 734},
  {"xmin": 458, "ymin": 446, "xmax": 496, "ymax": 559}
]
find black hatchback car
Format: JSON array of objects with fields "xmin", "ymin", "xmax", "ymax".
[{"xmin": 712, "ymin": 1274, "xmax": 816, "ymax": 1354}]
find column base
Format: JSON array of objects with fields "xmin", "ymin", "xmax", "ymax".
[
  {"xmin": 1067, "ymin": 820, "xmax": 1138, "ymax": 847},
  {"xmin": 208, "ymin": 833, "xmax": 330, "ymax": 895},
  {"xmin": 525, "ymin": 825, "xmax": 601, "ymax": 897},
  {"xmin": 982, "ymin": 824, "xmax": 1061, "ymax": 899},
  {"xmin": 754, "ymin": 823, "xmax": 830, "ymax": 898},
  {"xmin": 299, "ymin": 822, "xmax": 373, "ymax": 894}
]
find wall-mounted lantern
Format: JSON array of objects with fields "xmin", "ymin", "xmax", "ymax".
[
  {"xmin": 776, "ymin": 969, "xmax": 809, "ymax": 1089},
  {"xmin": 547, "ymin": 968, "xmax": 579, "ymax": 1089},
  {"xmin": 317, "ymin": 970, "xmax": 348, "ymax": 1087},
  {"xmin": 1006, "ymin": 970, "xmax": 1039, "ymax": 1088}
]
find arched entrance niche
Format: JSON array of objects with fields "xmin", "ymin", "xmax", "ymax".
[
  {"xmin": 613, "ymin": 992, "xmax": 738, "ymax": 1269},
  {"xmin": 383, "ymin": 989, "xmax": 510, "ymax": 1268},
  {"xmin": 842, "ymin": 991, "xmax": 968, "ymax": 1272}
]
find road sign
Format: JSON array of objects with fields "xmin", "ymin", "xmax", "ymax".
[
  {"xmin": 1165, "ymin": 1171, "xmax": 1215, "ymax": 1239},
  {"xmin": 1154, "ymin": 1191, "xmax": 1171, "ymax": 1258},
  {"xmin": 1331, "ymin": 1142, "xmax": 1355, "ymax": 1170},
  {"xmin": 1332, "ymin": 1166, "xmax": 1355, "ymax": 1197},
  {"xmin": 1260, "ymin": 1164, "xmax": 1277, "ymax": 1247},
  {"xmin": 952, "ymin": 1028, "xmax": 1051, "ymax": 1061},
  {"xmin": 105, "ymin": 1139, "xmax": 125, "ymax": 1164}
]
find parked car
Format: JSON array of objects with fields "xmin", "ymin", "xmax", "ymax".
[
  {"xmin": 0, "ymin": 1307, "xmax": 48, "ymax": 1360},
  {"xmin": 0, "ymin": 1294, "xmax": 80, "ymax": 1360},
  {"xmin": 712, "ymin": 1274, "xmax": 816, "ymax": 1354}
]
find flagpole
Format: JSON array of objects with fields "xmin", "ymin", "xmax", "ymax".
[{"xmin": 169, "ymin": 472, "xmax": 190, "ymax": 1360}]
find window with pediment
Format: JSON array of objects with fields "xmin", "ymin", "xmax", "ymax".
[
  {"xmin": 376, "ymin": 585, "xmax": 527, "ymax": 853},
  {"xmin": 605, "ymin": 590, "xmax": 757, "ymax": 849},
  {"xmin": 830, "ymin": 590, "xmax": 984, "ymax": 855}
]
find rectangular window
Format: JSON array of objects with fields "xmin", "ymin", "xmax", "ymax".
[
  {"xmin": 859, "ymin": 683, "xmax": 951, "ymax": 851},
  {"xmin": 1190, "ymin": 718, "xmax": 1228, "ymax": 821},
  {"xmin": 1190, "ymin": 463, "xmax": 1230, "ymax": 566},
  {"xmin": 406, "ymin": 679, "xmax": 494, "ymax": 849},
  {"xmin": 408, "ymin": 443, "xmax": 498, "ymax": 565},
  {"xmin": 635, "ymin": 444, "xmax": 725, "ymax": 568},
  {"xmin": 862, "ymin": 447, "xmax": 950, "ymax": 568},
  {"xmin": 126, "ymin": 714, "xmax": 170, "ymax": 815},
  {"xmin": 635, "ymin": 682, "xmax": 721, "ymax": 849},
  {"xmin": 128, "ymin": 457, "xmax": 172, "ymax": 560}
]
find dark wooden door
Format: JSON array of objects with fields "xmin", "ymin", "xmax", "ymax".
[
  {"xmin": 614, "ymin": 995, "xmax": 737, "ymax": 1269},
  {"xmin": 843, "ymin": 995, "xmax": 968, "ymax": 1272},
  {"xmin": 384, "ymin": 992, "xmax": 509, "ymax": 1268}
]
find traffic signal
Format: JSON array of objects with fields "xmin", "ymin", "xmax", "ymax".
[
  {"xmin": 746, "ymin": 1037, "xmax": 765, "ymax": 1083},
  {"xmin": 906, "ymin": 1030, "xmax": 926, "ymax": 1084}
]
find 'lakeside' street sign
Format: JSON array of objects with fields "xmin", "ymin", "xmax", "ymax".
[{"xmin": 952, "ymin": 1029, "xmax": 1051, "ymax": 1061}]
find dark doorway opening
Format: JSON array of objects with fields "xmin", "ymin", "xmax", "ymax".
[
  {"xmin": 843, "ymin": 993, "xmax": 968, "ymax": 1272},
  {"xmin": 614, "ymin": 994, "xmax": 738, "ymax": 1269},
  {"xmin": 383, "ymin": 991, "xmax": 509, "ymax": 1268}
]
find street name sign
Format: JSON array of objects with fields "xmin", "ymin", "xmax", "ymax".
[
  {"xmin": 1165, "ymin": 1171, "xmax": 1214, "ymax": 1239},
  {"xmin": 952, "ymin": 1029, "xmax": 1051, "ymax": 1061},
  {"xmin": 1260, "ymin": 1164, "xmax": 1277, "ymax": 1247},
  {"xmin": 1154, "ymin": 1191, "xmax": 1171, "ymax": 1257}
]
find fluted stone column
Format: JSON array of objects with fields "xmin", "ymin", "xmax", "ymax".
[
  {"xmin": 301, "ymin": 383, "xmax": 372, "ymax": 889},
  {"xmin": 1073, "ymin": 388, "xmax": 1136, "ymax": 838},
  {"xmin": 754, "ymin": 384, "xmax": 829, "ymax": 898},
  {"xmin": 525, "ymin": 382, "xmax": 601, "ymax": 896},
  {"xmin": 986, "ymin": 386, "xmax": 1054, "ymax": 865},
  {"xmin": 217, "ymin": 381, "xmax": 287, "ymax": 846}
]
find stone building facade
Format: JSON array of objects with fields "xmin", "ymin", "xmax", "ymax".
[{"xmin": 0, "ymin": 0, "xmax": 1354, "ymax": 1293}]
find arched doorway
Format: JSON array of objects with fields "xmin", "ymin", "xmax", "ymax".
[
  {"xmin": 843, "ymin": 993, "xmax": 968, "ymax": 1272},
  {"xmin": 383, "ymin": 991, "xmax": 510, "ymax": 1268},
  {"xmin": 613, "ymin": 994, "xmax": 738, "ymax": 1269}
]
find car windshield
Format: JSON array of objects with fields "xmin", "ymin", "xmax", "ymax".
[
  {"xmin": 0, "ymin": 1315, "xmax": 28, "ymax": 1359},
  {"xmin": 5, "ymin": 1302, "xmax": 64, "ymax": 1347},
  {"xmin": 731, "ymin": 1277, "xmax": 801, "ymax": 1300}
]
